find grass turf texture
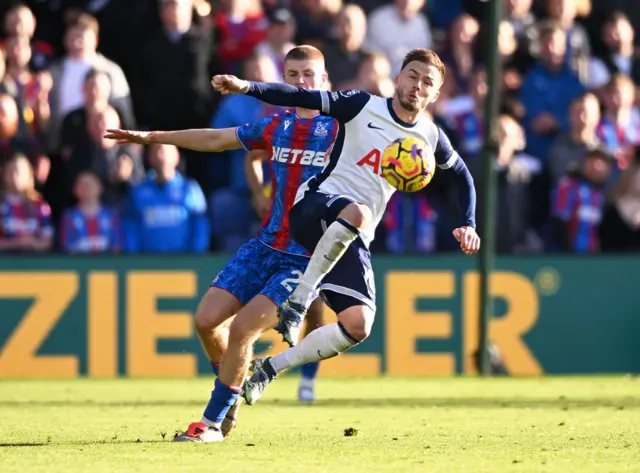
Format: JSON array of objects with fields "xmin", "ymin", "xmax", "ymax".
[{"xmin": 0, "ymin": 377, "xmax": 638, "ymax": 472}]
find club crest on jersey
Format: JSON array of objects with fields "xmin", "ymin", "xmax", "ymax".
[
  {"xmin": 314, "ymin": 121, "xmax": 328, "ymax": 137},
  {"xmin": 284, "ymin": 120, "xmax": 292, "ymax": 131}
]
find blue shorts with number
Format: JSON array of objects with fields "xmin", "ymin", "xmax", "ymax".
[{"xmin": 210, "ymin": 238, "xmax": 309, "ymax": 307}]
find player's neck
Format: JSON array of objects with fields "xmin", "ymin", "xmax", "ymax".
[
  {"xmin": 295, "ymin": 108, "xmax": 319, "ymax": 119},
  {"xmin": 391, "ymin": 98, "xmax": 421, "ymax": 125}
]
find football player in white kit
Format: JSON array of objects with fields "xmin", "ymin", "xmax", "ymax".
[{"xmin": 212, "ymin": 48, "xmax": 481, "ymax": 404}]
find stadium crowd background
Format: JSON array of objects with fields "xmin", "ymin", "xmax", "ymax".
[{"xmin": 0, "ymin": 0, "xmax": 639, "ymax": 255}]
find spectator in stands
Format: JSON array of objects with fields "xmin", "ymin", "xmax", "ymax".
[
  {"xmin": 600, "ymin": 155, "xmax": 640, "ymax": 251},
  {"xmin": 208, "ymin": 51, "xmax": 281, "ymax": 252},
  {"xmin": 292, "ymin": 0, "xmax": 342, "ymax": 47},
  {"xmin": 214, "ymin": 0, "xmax": 269, "ymax": 73},
  {"xmin": 384, "ymin": 192, "xmax": 438, "ymax": 253},
  {"xmin": 547, "ymin": 92, "xmax": 602, "ymax": 185},
  {"xmin": 0, "ymin": 152, "xmax": 53, "ymax": 252},
  {"xmin": 438, "ymin": 66, "xmax": 486, "ymax": 161},
  {"xmin": 439, "ymin": 13, "xmax": 480, "ymax": 99},
  {"xmin": 0, "ymin": 93, "xmax": 44, "ymax": 176},
  {"xmin": 123, "ymin": 143, "xmax": 209, "ymax": 253},
  {"xmin": 66, "ymin": 106, "xmax": 143, "ymax": 209},
  {"xmin": 544, "ymin": 0, "xmax": 591, "ymax": 80},
  {"xmin": 2, "ymin": 3, "xmax": 55, "ymax": 71},
  {"xmin": 134, "ymin": 0, "xmax": 222, "ymax": 192},
  {"xmin": 340, "ymin": 51, "xmax": 395, "ymax": 97},
  {"xmin": 520, "ymin": 21, "xmax": 586, "ymax": 162},
  {"xmin": 256, "ymin": 8, "xmax": 296, "ymax": 77},
  {"xmin": 60, "ymin": 170, "xmax": 121, "ymax": 253},
  {"xmin": 48, "ymin": 13, "xmax": 132, "ymax": 154},
  {"xmin": 504, "ymin": 0, "xmax": 536, "ymax": 69},
  {"xmin": 587, "ymin": 12, "xmax": 639, "ymax": 89},
  {"xmin": 321, "ymin": 4, "xmax": 367, "ymax": 88},
  {"xmin": 550, "ymin": 148, "xmax": 613, "ymax": 252},
  {"xmin": 60, "ymin": 69, "xmax": 135, "ymax": 161},
  {"xmin": 366, "ymin": 0, "xmax": 432, "ymax": 76},
  {"xmin": 596, "ymin": 73, "xmax": 640, "ymax": 170}
]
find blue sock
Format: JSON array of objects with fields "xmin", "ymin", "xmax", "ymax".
[
  {"xmin": 203, "ymin": 379, "xmax": 240, "ymax": 425},
  {"xmin": 301, "ymin": 362, "xmax": 320, "ymax": 380},
  {"xmin": 210, "ymin": 361, "xmax": 220, "ymax": 377}
]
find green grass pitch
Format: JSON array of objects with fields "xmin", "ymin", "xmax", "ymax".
[{"xmin": 0, "ymin": 376, "xmax": 638, "ymax": 472}]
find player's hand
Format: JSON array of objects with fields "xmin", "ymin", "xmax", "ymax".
[
  {"xmin": 104, "ymin": 129, "xmax": 150, "ymax": 145},
  {"xmin": 211, "ymin": 75, "xmax": 250, "ymax": 95},
  {"xmin": 453, "ymin": 226, "xmax": 480, "ymax": 255}
]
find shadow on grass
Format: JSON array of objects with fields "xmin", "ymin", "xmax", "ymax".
[
  {"xmin": 0, "ymin": 397, "xmax": 637, "ymax": 409},
  {"xmin": 0, "ymin": 439, "xmax": 170, "ymax": 448}
]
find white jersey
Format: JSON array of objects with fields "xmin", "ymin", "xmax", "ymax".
[{"xmin": 295, "ymin": 91, "xmax": 460, "ymax": 247}]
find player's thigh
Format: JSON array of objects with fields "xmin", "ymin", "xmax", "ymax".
[
  {"xmin": 194, "ymin": 286, "xmax": 242, "ymax": 332},
  {"xmin": 319, "ymin": 238, "xmax": 376, "ymax": 341},
  {"xmin": 228, "ymin": 294, "xmax": 279, "ymax": 344},
  {"xmin": 261, "ymin": 251, "xmax": 311, "ymax": 308},
  {"xmin": 207, "ymin": 239, "xmax": 269, "ymax": 315},
  {"xmin": 289, "ymin": 191, "xmax": 358, "ymax": 253},
  {"xmin": 337, "ymin": 202, "xmax": 373, "ymax": 230},
  {"xmin": 305, "ymin": 298, "xmax": 325, "ymax": 333}
]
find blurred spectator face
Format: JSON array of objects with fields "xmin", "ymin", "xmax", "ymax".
[
  {"xmin": 548, "ymin": 0, "xmax": 576, "ymax": 24},
  {"xmin": 497, "ymin": 115, "xmax": 525, "ymax": 165},
  {"xmin": 604, "ymin": 76, "xmax": 636, "ymax": 111},
  {"xmin": 284, "ymin": 57, "xmax": 329, "ymax": 90},
  {"xmin": 569, "ymin": 94, "xmax": 600, "ymax": 132},
  {"xmin": 88, "ymin": 107, "xmax": 120, "ymax": 147},
  {"xmin": 395, "ymin": 0, "xmax": 424, "ymax": 19},
  {"xmin": 65, "ymin": 24, "xmax": 98, "ymax": 57},
  {"xmin": 498, "ymin": 21, "xmax": 517, "ymax": 57},
  {"xmin": 359, "ymin": 54, "xmax": 391, "ymax": 83},
  {"xmin": 160, "ymin": 0, "xmax": 193, "ymax": 32},
  {"xmin": 5, "ymin": 35, "xmax": 32, "ymax": 70},
  {"xmin": 337, "ymin": 5, "xmax": 366, "ymax": 51},
  {"xmin": 450, "ymin": 14, "xmax": 479, "ymax": 48},
  {"xmin": 0, "ymin": 49, "xmax": 5, "ymax": 79},
  {"xmin": 583, "ymin": 152, "xmax": 611, "ymax": 184},
  {"xmin": 4, "ymin": 5, "xmax": 36, "ymax": 38},
  {"xmin": 506, "ymin": 0, "xmax": 533, "ymax": 17},
  {"xmin": 603, "ymin": 16, "xmax": 634, "ymax": 52},
  {"xmin": 470, "ymin": 68, "xmax": 488, "ymax": 103},
  {"xmin": 269, "ymin": 21, "xmax": 295, "ymax": 48},
  {"xmin": 540, "ymin": 28, "xmax": 567, "ymax": 69},
  {"xmin": 2, "ymin": 155, "xmax": 32, "ymax": 194},
  {"xmin": 244, "ymin": 54, "xmax": 279, "ymax": 83},
  {"xmin": 83, "ymin": 72, "xmax": 111, "ymax": 108},
  {"xmin": 74, "ymin": 172, "xmax": 102, "ymax": 204},
  {"xmin": 149, "ymin": 144, "xmax": 180, "ymax": 179},
  {"xmin": 0, "ymin": 94, "xmax": 19, "ymax": 139}
]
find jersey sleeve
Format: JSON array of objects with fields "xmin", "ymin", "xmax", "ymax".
[
  {"xmin": 235, "ymin": 116, "xmax": 275, "ymax": 151},
  {"xmin": 246, "ymin": 81, "xmax": 370, "ymax": 123},
  {"xmin": 434, "ymin": 127, "xmax": 460, "ymax": 170}
]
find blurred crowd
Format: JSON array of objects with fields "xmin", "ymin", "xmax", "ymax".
[{"xmin": 1, "ymin": 0, "xmax": 639, "ymax": 255}]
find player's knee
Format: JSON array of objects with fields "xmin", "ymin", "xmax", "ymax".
[
  {"xmin": 194, "ymin": 310, "xmax": 227, "ymax": 342},
  {"xmin": 228, "ymin": 313, "xmax": 264, "ymax": 346},
  {"xmin": 338, "ymin": 306, "xmax": 375, "ymax": 342},
  {"xmin": 339, "ymin": 203, "xmax": 372, "ymax": 231}
]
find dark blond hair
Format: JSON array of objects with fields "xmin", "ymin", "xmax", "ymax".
[{"xmin": 401, "ymin": 49, "xmax": 446, "ymax": 82}]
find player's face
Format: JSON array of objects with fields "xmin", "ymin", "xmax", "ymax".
[
  {"xmin": 395, "ymin": 61, "xmax": 442, "ymax": 113},
  {"xmin": 283, "ymin": 59, "xmax": 328, "ymax": 91}
]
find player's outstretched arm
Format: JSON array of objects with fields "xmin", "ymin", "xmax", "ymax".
[
  {"xmin": 212, "ymin": 75, "xmax": 370, "ymax": 122},
  {"xmin": 434, "ymin": 128, "xmax": 480, "ymax": 255},
  {"xmin": 103, "ymin": 128, "xmax": 242, "ymax": 152}
]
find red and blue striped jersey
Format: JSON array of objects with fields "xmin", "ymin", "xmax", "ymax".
[
  {"xmin": 0, "ymin": 194, "xmax": 53, "ymax": 242},
  {"xmin": 236, "ymin": 112, "xmax": 338, "ymax": 256},
  {"xmin": 552, "ymin": 176, "xmax": 604, "ymax": 253},
  {"xmin": 60, "ymin": 206, "xmax": 122, "ymax": 253}
]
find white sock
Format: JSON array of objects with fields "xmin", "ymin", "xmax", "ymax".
[
  {"xmin": 270, "ymin": 323, "xmax": 358, "ymax": 373},
  {"xmin": 200, "ymin": 417, "xmax": 221, "ymax": 429},
  {"xmin": 291, "ymin": 219, "xmax": 359, "ymax": 307},
  {"xmin": 299, "ymin": 376, "xmax": 314, "ymax": 389}
]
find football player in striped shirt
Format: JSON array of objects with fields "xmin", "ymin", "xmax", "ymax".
[{"xmin": 104, "ymin": 45, "xmax": 335, "ymax": 442}]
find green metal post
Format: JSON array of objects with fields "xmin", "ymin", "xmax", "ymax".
[{"xmin": 478, "ymin": 0, "xmax": 504, "ymax": 376}]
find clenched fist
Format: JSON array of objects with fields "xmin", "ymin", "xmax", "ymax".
[
  {"xmin": 453, "ymin": 226, "xmax": 481, "ymax": 255},
  {"xmin": 211, "ymin": 75, "xmax": 250, "ymax": 95}
]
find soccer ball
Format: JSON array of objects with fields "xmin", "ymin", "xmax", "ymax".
[{"xmin": 381, "ymin": 137, "xmax": 435, "ymax": 192}]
